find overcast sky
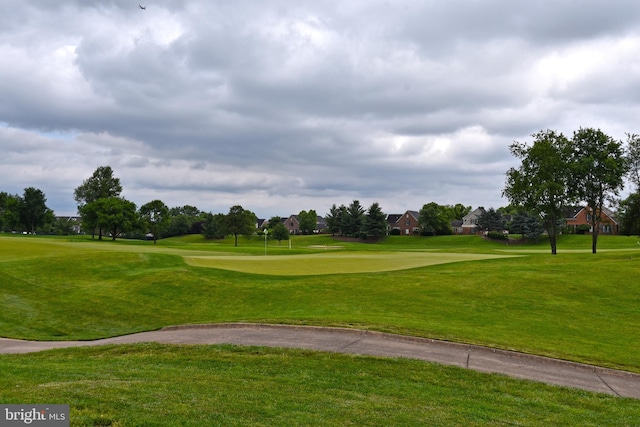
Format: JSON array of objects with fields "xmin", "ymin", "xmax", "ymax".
[{"xmin": 2, "ymin": 1, "xmax": 640, "ymax": 218}]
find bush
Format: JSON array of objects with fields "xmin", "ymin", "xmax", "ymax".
[
  {"xmin": 576, "ymin": 224, "xmax": 591, "ymax": 234},
  {"xmin": 487, "ymin": 231, "xmax": 507, "ymax": 241}
]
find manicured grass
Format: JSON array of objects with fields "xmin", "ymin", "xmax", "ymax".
[
  {"xmin": 2, "ymin": 233, "xmax": 640, "ymax": 424},
  {"xmin": 1, "ymin": 344, "xmax": 639, "ymax": 426},
  {"xmin": 1, "ymin": 234, "xmax": 639, "ymax": 374},
  {"xmin": 183, "ymin": 252, "xmax": 517, "ymax": 275}
]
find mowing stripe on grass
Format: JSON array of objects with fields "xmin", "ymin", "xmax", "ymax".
[{"xmin": 183, "ymin": 252, "xmax": 518, "ymax": 275}]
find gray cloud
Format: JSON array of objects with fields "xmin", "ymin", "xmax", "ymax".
[{"xmin": 2, "ymin": 1, "xmax": 639, "ymax": 217}]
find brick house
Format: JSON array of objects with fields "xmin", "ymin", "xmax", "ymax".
[
  {"xmin": 284, "ymin": 215, "xmax": 301, "ymax": 234},
  {"xmin": 564, "ymin": 206, "xmax": 619, "ymax": 235},
  {"xmin": 282, "ymin": 214, "xmax": 327, "ymax": 234},
  {"xmin": 387, "ymin": 210, "xmax": 421, "ymax": 235}
]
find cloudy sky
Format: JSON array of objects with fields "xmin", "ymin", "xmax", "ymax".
[{"xmin": 2, "ymin": 1, "xmax": 640, "ymax": 218}]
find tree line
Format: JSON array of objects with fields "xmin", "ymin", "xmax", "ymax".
[
  {"xmin": 0, "ymin": 188, "xmax": 54, "ymax": 234},
  {"xmin": 72, "ymin": 166, "xmax": 265, "ymax": 246},
  {"xmin": 0, "ymin": 164, "xmax": 476, "ymax": 244},
  {"xmin": 5, "ymin": 127, "xmax": 640, "ymax": 250}
]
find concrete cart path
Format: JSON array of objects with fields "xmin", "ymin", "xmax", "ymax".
[{"xmin": 1, "ymin": 323, "xmax": 639, "ymax": 399}]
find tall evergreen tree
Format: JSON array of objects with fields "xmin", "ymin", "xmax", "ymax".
[
  {"xmin": 509, "ymin": 211, "xmax": 544, "ymax": 241},
  {"xmin": 345, "ymin": 200, "xmax": 365, "ymax": 237},
  {"xmin": 476, "ymin": 207, "xmax": 505, "ymax": 233},
  {"xmin": 325, "ymin": 204, "xmax": 341, "ymax": 236},
  {"xmin": 364, "ymin": 202, "xmax": 387, "ymax": 239}
]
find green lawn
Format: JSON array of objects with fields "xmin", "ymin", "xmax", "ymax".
[
  {"xmin": 1, "ymin": 344, "xmax": 639, "ymax": 426},
  {"xmin": 1, "ymin": 233, "xmax": 639, "ymax": 425},
  {"xmin": 1, "ymin": 234, "xmax": 639, "ymax": 371},
  {"xmin": 183, "ymin": 251, "xmax": 518, "ymax": 275}
]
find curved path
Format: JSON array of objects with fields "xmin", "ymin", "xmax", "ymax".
[{"xmin": 1, "ymin": 323, "xmax": 639, "ymax": 399}]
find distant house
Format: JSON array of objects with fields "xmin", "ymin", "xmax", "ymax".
[
  {"xmin": 460, "ymin": 207, "xmax": 485, "ymax": 235},
  {"xmin": 282, "ymin": 214, "xmax": 327, "ymax": 234},
  {"xmin": 316, "ymin": 216, "xmax": 327, "ymax": 233},
  {"xmin": 564, "ymin": 206, "xmax": 619, "ymax": 235},
  {"xmin": 283, "ymin": 215, "xmax": 301, "ymax": 234},
  {"xmin": 386, "ymin": 214, "xmax": 403, "ymax": 235},
  {"xmin": 387, "ymin": 210, "xmax": 421, "ymax": 235}
]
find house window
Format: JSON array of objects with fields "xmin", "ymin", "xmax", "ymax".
[{"xmin": 405, "ymin": 219, "xmax": 410, "ymax": 226}]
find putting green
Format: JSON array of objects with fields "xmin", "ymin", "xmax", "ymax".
[{"xmin": 184, "ymin": 252, "xmax": 517, "ymax": 276}]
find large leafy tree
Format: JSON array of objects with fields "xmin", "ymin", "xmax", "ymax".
[
  {"xmin": 570, "ymin": 128, "xmax": 628, "ymax": 254},
  {"xmin": 74, "ymin": 166, "xmax": 123, "ymax": 239},
  {"xmin": 363, "ymin": 202, "xmax": 387, "ymax": 239},
  {"xmin": 418, "ymin": 202, "xmax": 452, "ymax": 235},
  {"xmin": 626, "ymin": 133, "xmax": 640, "ymax": 191},
  {"xmin": 0, "ymin": 192, "xmax": 21, "ymax": 232},
  {"xmin": 298, "ymin": 210, "xmax": 317, "ymax": 235},
  {"xmin": 19, "ymin": 187, "xmax": 53, "ymax": 234},
  {"xmin": 267, "ymin": 216, "xmax": 283, "ymax": 229},
  {"xmin": 503, "ymin": 130, "xmax": 574, "ymax": 255},
  {"xmin": 52, "ymin": 217, "xmax": 78, "ymax": 235},
  {"xmin": 86, "ymin": 197, "xmax": 138, "ymax": 241},
  {"xmin": 617, "ymin": 133, "xmax": 640, "ymax": 236},
  {"xmin": 202, "ymin": 213, "xmax": 227, "ymax": 240},
  {"xmin": 166, "ymin": 205, "xmax": 203, "ymax": 237},
  {"xmin": 271, "ymin": 221, "xmax": 290, "ymax": 244},
  {"xmin": 447, "ymin": 203, "xmax": 472, "ymax": 221},
  {"xmin": 226, "ymin": 205, "xmax": 257, "ymax": 246},
  {"xmin": 139, "ymin": 200, "xmax": 170, "ymax": 244}
]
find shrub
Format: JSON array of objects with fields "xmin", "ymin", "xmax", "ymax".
[{"xmin": 487, "ymin": 231, "xmax": 507, "ymax": 241}]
